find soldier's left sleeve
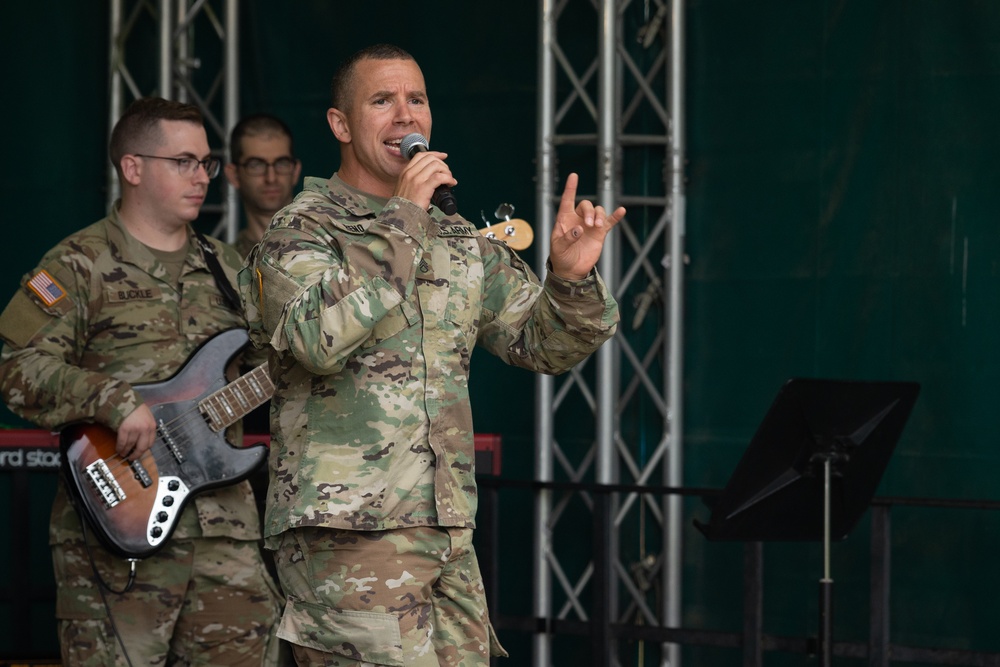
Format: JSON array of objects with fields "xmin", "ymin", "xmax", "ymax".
[{"xmin": 477, "ymin": 241, "xmax": 619, "ymax": 374}]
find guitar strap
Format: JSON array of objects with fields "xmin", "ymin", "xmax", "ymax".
[{"xmin": 193, "ymin": 231, "xmax": 243, "ymax": 314}]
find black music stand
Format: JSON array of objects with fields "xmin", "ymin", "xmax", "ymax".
[{"xmin": 694, "ymin": 378, "xmax": 920, "ymax": 666}]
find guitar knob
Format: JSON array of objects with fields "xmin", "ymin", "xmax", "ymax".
[
  {"xmin": 162, "ymin": 496, "xmax": 174, "ymax": 507},
  {"xmin": 150, "ymin": 526, "xmax": 163, "ymax": 538},
  {"xmin": 168, "ymin": 480, "xmax": 180, "ymax": 491},
  {"xmin": 157, "ymin": 511, "xmax": 168, "ymax": 522}
]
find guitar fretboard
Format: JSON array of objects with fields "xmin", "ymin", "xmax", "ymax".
[{"xmin": 199, "ymin": 364, "xmax": 274, "ymax": 432}]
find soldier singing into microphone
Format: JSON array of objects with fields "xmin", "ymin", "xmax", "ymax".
[{"xmin": 238, "ymin": 42, "xmax": 626, "ymax": 666}]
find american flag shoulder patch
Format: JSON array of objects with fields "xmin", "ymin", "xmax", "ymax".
[{"xmin": 27, "ymin": 270, "xmax": 67, "ymax": 307}]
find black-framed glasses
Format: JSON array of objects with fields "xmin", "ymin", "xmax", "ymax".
[
  {"xmin": 239, "ymin": 157, "xmax": 298, "ymax": 176},
  {"xmin": 135, "ymin": 154, "xmax": 221, "ymax": 179}
]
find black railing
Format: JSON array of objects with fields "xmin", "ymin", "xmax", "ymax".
[
  {"xmin": 478, "ymin": 477, "xmax": 1000, "ymax": 667},
  {"xmin": 5, "ymin": 430, "xmax": 999, "ymax": 666}
]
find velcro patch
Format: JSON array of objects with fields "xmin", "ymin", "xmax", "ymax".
[{"xmin": 26, "ymin": 270, "xmax": 66, "ymax": 307}]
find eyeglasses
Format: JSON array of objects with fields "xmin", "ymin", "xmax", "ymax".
[
  {"xmin": 239, "ymin": 157, "xmax": 298, "ymax": 176},
  {"xmin": 135, "ymin": 154, "xmax": 221, "ymax": 179}
]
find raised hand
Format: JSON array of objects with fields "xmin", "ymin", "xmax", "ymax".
[{"xmin": 549, "ymin": 173, "xmax": 626, "ymax": 281}]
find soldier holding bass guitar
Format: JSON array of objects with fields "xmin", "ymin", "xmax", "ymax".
[{"xmin": 0, "ymin": 98, "xmax": 282, "ymax": 667}]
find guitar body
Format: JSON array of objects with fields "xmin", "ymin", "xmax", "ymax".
[{"xmin": 60, "ymin": 329, "xmax": 269, "ymax": 559}]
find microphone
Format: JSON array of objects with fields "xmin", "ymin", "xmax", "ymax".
[{"xmin": 399, "ymin": 133, "xmax": 458, "ymax": 215}]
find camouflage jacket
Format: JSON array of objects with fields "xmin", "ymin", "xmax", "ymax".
[
  {"xmin": 0, "ymin": 204, "xmax": 262, "ymax": 544},
  {"xmin": 239, "ymin": 174, "xmax": 619, "ymax": 543}
]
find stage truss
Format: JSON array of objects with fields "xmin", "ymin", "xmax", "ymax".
[
  {"xmin": 533, "ymin": 0, "xmax": 685, "ymax": 665},
  {"xmin": 107, "ymin": 0, "xmax": 239, "ymax": 241},
  {"xmin": 105, "ymin": 2, "xmax": 686, "ymax": 665}
]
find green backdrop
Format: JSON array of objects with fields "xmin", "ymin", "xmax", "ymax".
[{"xmin": 2, "ymin": 1, "xmax": 999, "ymax": 664}]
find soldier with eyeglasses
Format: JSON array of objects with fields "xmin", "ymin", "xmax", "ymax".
[
  {"xmin": 224, "ymin": 114, "xmax": 302, "ymax": 258},
  {"xmin": 0, "ymin": 97, "xmax": 282, "ymax": 666}
]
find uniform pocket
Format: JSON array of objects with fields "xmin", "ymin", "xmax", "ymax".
[
  {"xmin": 360, "ymin": 298, "xmax": 418, "ymax": 349},
  {"xmin": 276, "ymin": 595, "xmax": 404, "ymax": 666}
]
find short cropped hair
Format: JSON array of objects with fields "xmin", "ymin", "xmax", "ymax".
[
  {"xmin": 109, "ymin": 97, "xmax": 203, "ymax": 176},
  {"xmin": 330, "ymin": 43, "xmax": 416, "ymax": 111},
  {"xmin": 229, "ymin": 113, "xmax": 295, "ymax": 164}
]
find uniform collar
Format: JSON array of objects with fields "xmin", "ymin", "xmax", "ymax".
[
  {"xmin": 299, "ymin": 174, "xmax": 387, "ymax": 218},
  {"xmin": 106, "ymin": 201, "xmax": 205, "ymax": 277},
  {"xmin": 300, "ymin": 173, "xmax": 453, "ymax": 226}
]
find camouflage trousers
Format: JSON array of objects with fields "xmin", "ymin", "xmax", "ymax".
[
  {"xmin": 53, "ymin": 533, "xmax": 283, "ymax": 666},
  {"xmin": 272, "ymin": 525, "xmax": 507, "ymax": 666}
]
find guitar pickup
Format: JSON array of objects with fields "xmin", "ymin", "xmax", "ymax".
[
  {"xmin": 130, "ymin": 459, "xmax": 153, "ymax": 488},
  {"xmin": 85, "ymin": 459, "xmax": 127, "ymax": 508},
  {"xmin": 158, "ymin": 420, "xmax": 186, "ymax": 464}
]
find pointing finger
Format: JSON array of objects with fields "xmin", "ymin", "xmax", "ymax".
[{"xmin": 559, "ymin": 173, "xmax": 580, "ymax": 215}]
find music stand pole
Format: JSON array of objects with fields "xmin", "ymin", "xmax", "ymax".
[{"xmin": 819, "ymin": 456, "xmax": 833, "ymax": 667}]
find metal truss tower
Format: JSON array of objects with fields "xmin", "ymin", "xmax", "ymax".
[
  {"xmin": 102, "ymin": 3, "xmax": 685, "ymax": 664},
  {"xmin": 107, "ymin": 0, "xmax": 239, "ymax": 242},
  {"xmin": 533, "ymin": 0, "xmax": 686, "ymax": 665}
]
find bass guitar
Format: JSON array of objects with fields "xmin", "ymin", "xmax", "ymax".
[
  {"xmin": 478, "ymin": 201, "xmax": 534, "ymax": 250},
  {"xmin": 479, "ymin": 218, "xmax": 533, "ymax": 250},
  {"xmin": 60, "ymin": 328, "xmax": 272, "ymax": 559}
]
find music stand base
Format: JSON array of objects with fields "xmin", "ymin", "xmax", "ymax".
[{"xmin": 819, "ymin": 578, "xmax": 833, "ymax": 667}]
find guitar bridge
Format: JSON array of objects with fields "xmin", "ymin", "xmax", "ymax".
[{"xmin": 85, "ymin": 459, "xmax": 127, "ymax": 508}]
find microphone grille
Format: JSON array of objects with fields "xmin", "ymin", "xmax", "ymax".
[{"xmin": 400, "ymin": 133, "xmax": 428, "ymax": 159}]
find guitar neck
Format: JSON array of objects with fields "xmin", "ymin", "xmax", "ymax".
[{"xmin": 199, "ymin": 364, "xmax": 274, "ymax": 432}]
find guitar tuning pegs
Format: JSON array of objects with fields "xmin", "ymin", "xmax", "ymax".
[{"xmin": 494, "ymin": 203, "xmax": 515, "ymax": 222}]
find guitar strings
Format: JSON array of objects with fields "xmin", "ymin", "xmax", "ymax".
[{"xmin": 97, "ymin": 375, "xmax": 264, "ymax": 485}]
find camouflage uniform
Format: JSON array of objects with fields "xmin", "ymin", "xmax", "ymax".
[
  {"xmin": 0, "ymin": 204, "xmax": 283, "ymax": 666},
  {"xmin": 239, "ymin": 174, "xmax": 619, "ymax": 665}
]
